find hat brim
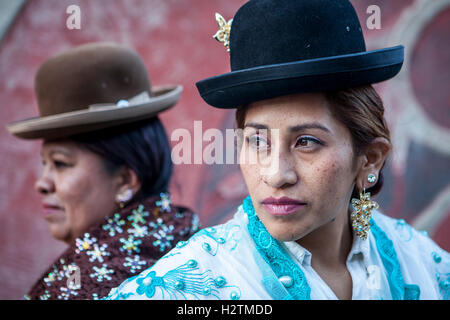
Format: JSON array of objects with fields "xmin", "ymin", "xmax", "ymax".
[
  {"xmin": 7, "ymin": 85, "xmax": 183, "ymax": 140},
  {"xmin": 196, "ymin": 46, "xmax": 404, "ymax": 109}
]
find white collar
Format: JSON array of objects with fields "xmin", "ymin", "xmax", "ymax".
[{"xmin": 282, "ymin": 229, "xmax": 372, "ymax": 268}]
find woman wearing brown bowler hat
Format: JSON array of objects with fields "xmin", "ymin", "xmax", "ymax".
[
  {"xmin": 106, "ymin": 1, "xmax": 448, "ymax": 300},
  {"xmin": 7, "ymin": 42, "xmax": 200, "ymax": 300}
]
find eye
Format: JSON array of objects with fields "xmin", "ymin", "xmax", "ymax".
[
  {"xmin": 247, "ymin": 135, "xmax": 269, "ymax": 150},
  {"xmin": 53, "ymin": 160, "xmax": 69, "ymax": 169},
  {"xmin": 295, "ymin": 136, "xmax": 322, "ymax": 148}
]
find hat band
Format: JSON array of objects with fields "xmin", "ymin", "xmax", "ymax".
[{"xmin": 89, "ymin": 91, "xmax": 151, "ymax": 110}]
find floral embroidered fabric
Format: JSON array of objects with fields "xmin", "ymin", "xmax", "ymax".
[
  {"xmin": 25, "ymin": 193, "xmax": 199, "ymax": 300},
  {"xmin": 105, "ymin": 197, "xmax": 449, "ymax": 300}
]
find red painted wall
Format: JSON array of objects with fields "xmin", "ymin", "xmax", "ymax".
[{"xmin": 0, "ymin": 0, "xmax": 448, "ymax": 299}]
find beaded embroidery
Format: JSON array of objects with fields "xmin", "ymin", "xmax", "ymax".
[
  {"xmin": 86, "ymin": 243, "xmax": 110, "ymax": 263},
  {"xmin": 75, "ymin": 233, "xmax": 97, "ymax": 254},
  {"xmin": 109, "ymin": 260, "xmax": 241, "ymax": 300},
  {"xmin": 436, "ymin": 271, "xmax": 449, "ymax": 299},
  {"xmin": 155, "ymin": 193, "xmax": 171, "ymax": 212},
  {"xmin": 26, "ymin": 193, "xmax": 198, "ymax": 300},
  {"xmin": 90, "ymin": 264, "xmax": 114, "ymax": 282},
  {"xmin": 102, "ymin": 213, "xmax": 126, "ymax": 237},
  {"xmin": 123, "ymin": 255, "xmax": 147, "ymax": 274},
  {"xmin": 127, "ymin": 205, "xmax": 150, "ymax": 224}
]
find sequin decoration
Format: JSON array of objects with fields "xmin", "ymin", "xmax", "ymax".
[
  {"xmin": 128, "ymin": 224, "xmax": 150, "ymax": 238},
  {"xmin": 120, "ymin": 236, "xmax": 142, "ymax": 254},
  {"xmin": 190, "ymin": 214, "xmax": 200, "ymax": 233},
  {"xmin": 155, "ymin": 193, "xmax": 171, "ymax": 212},
  {"xmin": 102, "ymin": 213, "xmax": 126, "ymax": 237},
  {"xmin": 43, "ymin": 266, "xmax": 59, "ymax": 287},
  {"xmin": 127, "ymin": 204, "xmax": 150, "ymax": 224},
  {"xmin": 75, "ymin": 233, "xmax": 97, "ymax": 254},
  {"xmin": 39, "ymin": 291, "xmax": 50, "ymax": 300},
  {"xmin": 153, "ymin": 228, "xmax": 175, "ymax": 252},
  {"xmin": 57, "ymin": 287, "xmax": 79, "ymax": 300},
  {"xmin": 86, "ymin": 243, "xmax": 110, "ymax": 263},
  {"xmin": 149, "ymin": 217, "xmax": 176, "ymax": 252},
  {"xmin": 123, "ymin": 255, "xmax": 147, "ymax": 274},
  {"xmin": 90, "ymin": 264, "xmax": 114, "ymax": 282}
]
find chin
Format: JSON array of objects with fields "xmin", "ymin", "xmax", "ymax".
[
  {"xmin": 264, "ymin": 222, "xmax": 304, "ymax": 242},
  {"xmin": 49, "ymin": 226, "xmax": 70, "ymax": 243}
]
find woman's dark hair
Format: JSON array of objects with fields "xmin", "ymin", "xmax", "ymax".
[
  {"xmin": 70, "ymin": 117, "xmax": 173, "ymax": 203},
  {"xmin": 236, "ymin": 85, "xmax": 391, "ymax": 199},
  {"xmin": 325, "ymin": 85, "xmax": 390, "ymax": 198}
]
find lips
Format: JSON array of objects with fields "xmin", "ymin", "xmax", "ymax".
[
  {"xmin": 42, "ymin": 202, "xmax": 64, "ymax": 217},
  {"xmin": 261, "ymin": 196, "xmax": 306, "ymax": 216}
]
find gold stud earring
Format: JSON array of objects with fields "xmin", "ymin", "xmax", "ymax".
[{"xmin": 351, "ymin": 186, "xmax": 379, "ymax": 240}]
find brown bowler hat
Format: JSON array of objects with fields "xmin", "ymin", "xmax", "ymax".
[{"xmin": 7, "ymin": 42, "xmax": 182, "ymax": 140}]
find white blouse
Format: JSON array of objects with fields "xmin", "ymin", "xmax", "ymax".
[{"xmin": 105, "ymin": 198, "xmax": 449, "ymax": 300}]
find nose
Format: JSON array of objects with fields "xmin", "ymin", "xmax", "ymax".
[
  {"xmin": 261, "ymin": 153, "xmax": 298, "ymax": 189},
  {"xmin": 35, "ymin": 166, "xmax": 55, "ymax": 195}
]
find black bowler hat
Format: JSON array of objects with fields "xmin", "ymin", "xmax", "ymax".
[{"xmin": 196, "ymin": 0, "xmax": 404, "ymax": 109}]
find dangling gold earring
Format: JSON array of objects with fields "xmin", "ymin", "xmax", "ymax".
[{"xmin": 351, "ymin": 177, "xmax": 379, "ymax": 240}]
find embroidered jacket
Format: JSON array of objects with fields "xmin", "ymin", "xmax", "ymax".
[
  {"xmin": 106, "ymin": 196, "xmax": 449, "ymax": 300},
  {"xmin": 25, "ymin": 193, "xmax": 200, "ymax": 300}
]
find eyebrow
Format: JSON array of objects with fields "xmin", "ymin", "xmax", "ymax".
[
  {"xmin": 40, "ymin": 148, "xmax": 72, "ymax": 158},
  {"xmin": 244, "ymin": 122, "xmax": 331, "ymax": 133}
]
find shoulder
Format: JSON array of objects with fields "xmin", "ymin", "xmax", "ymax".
[
  {"xmin": 106, "ymin": 207, "xmax": 248, "ymax": 300},
  {"xmin": 371, "ymin": 211, "xmax": 444, "ymax": 254},
  {"xmin": 371, "ymin": 211, "xmax": 450, "ymax": 299}
]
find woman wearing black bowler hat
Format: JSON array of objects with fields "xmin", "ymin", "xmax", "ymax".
[{"xmin": 106, "ymin": 0, "xmax": 448, "ymax": 300}]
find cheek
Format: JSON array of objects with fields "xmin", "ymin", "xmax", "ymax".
[
  {"xmin": 56, "ymin": 168, "xmax": 112, "ymax": 220},
  {"xmin": 55, "ymin": 173, "xmax": 90, "ymax": 206},
  {"xmin": 304, "ymin": 152, "xmax": 355, "ymax": 202},
  {"xmin": 240, "ymin": 162, "xmax": 259, "ymax": 190}
]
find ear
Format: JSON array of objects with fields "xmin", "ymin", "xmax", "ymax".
[
  {"xmin": 114, "ymin": 166, "xmax": 142, "ymax": 201},
  {"xmin": 355, "ymin": 137, "xmax": 391, "ymax": 191}
]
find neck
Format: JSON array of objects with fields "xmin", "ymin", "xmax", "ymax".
[{"xmin": 296, "ymin": 205, "xmax": 353, "ymax": 268}]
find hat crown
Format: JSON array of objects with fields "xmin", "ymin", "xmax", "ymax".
[
  {"xmin": 230, "ymin": 0, "xmax": 366, "ymax": 71},
  {"xmin": 35, "ymin": 42, "xmax": 151, "ymax": 117}
]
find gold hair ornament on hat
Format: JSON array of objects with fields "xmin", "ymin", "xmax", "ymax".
[{"xmin": 213, "ymin": 12, "xmax": 233, "ymax": 52}]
